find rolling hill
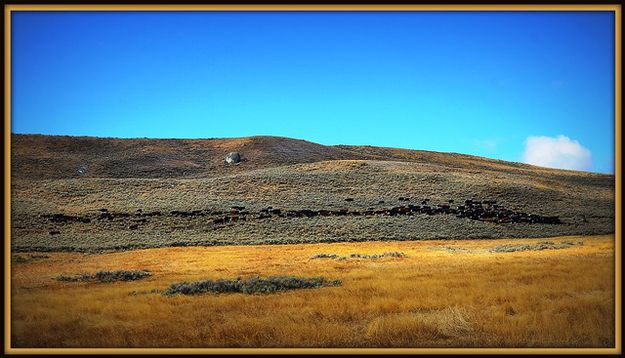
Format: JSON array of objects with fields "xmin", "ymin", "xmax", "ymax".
[
  {"xmin": 10, "ymin": 134, "xmax": 615, "ymax": 252},
  {"xmin": 11, "ymin": 133, "xmax": 584, "ymax": 179}
]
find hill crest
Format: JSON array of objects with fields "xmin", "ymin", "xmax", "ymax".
[{"xmin": 11, "ymin": 133, "xmax": 609, "ymax": 180}]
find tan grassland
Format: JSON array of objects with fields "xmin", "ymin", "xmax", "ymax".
[{"xmin": 11, "ymin": 235, "xmax": 614, "ymax": 348}]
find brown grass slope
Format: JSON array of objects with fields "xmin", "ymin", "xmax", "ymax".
[
  {"xmin": 11, "ymin": 134, "xmax": 372, "ymax": 179},
  {"xmin": 10, "ymin": 134, "xmax": 615, "ymax": 252},
  {"xmin": 12, "ymin": 133, "xmax": 609, "ymax": 180}
]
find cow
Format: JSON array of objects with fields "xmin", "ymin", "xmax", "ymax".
[{"xmin": 99, "ymin": 212, "xmax": 113, "ymax": 220}]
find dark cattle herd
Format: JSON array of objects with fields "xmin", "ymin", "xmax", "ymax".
[{"xmin": 39, "ymin": 197, "xmax": 562, "ymax": 236}]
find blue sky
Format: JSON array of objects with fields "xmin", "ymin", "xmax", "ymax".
[{"xmin": 11, "ymin": 11, "xmax": 615, "ymax": 173}]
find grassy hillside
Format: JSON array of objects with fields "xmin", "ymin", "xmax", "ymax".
[
  {"xmin": 11, "ymin": 134, "xmax": 371, "ymax": 179},
  {"xmin": 10, "ymin": 134, "xmax": 615, "ymax": 252},
  {"xmin": 12, "ymin": 133, "xmax": 604, "ymax": 179}
]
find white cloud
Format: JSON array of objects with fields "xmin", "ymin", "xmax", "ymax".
[{"xmin": 522, "ymin": 135, "xmax": 592, "ymax": 171}]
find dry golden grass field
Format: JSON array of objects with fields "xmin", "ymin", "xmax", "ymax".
[{"xmin": 11, "ymin": 235, "xmax": 614, "ymax": 348}]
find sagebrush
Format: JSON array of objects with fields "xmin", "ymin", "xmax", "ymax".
[{"xmin": 163, "ymin": 275, "xmax": 342, "ymax": 296}]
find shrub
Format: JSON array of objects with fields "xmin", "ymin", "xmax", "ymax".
[
  {"xmin": 428, "ymin": 246, "xmax": 470, "ymax": 253},
  {"xmin": 162, "ymin": 275, "xmax": 341, "ymax": 296},
  {"xmin": 312, "ymin": 253, "xmax": 339, "ymax": 259},
  {"xmin": 57, "ymin": 270, "xmax": 151, "ymax": 283},
  {"xmin": 13, "ymin": 254, "xmax": 50, "ymax": 264},
  {"xmin": 490, "ymin": 241, "xmax": 577, "ymax": 253},
  {"xmin": 14, "ymin": 256, "xmax": 30, "ymax": 264},
  {"xmin": 376, "ymin": 251, "xmax": 406, "ymax": 258},
  {"xmin": 129, "ymin": 288, "xmax": 161, "ymax": 296},
  {"xmin": 312, "ymin": 252, "xmax": 406, "ymax": 260}
]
